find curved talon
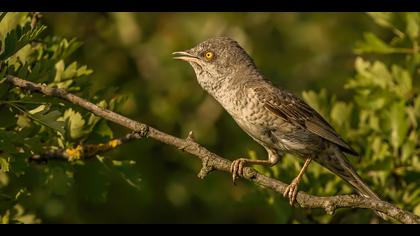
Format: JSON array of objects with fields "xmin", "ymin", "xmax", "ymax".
[
  {"xmin": 283, "ymin": 180, "xmax": 299, "ymax": 205},
  {"xmin": 238, "ymin": 159, "xmax": 245, "ymax": 177},
  {"xmin": 232, "ymin": 160, "xmax": 238, "ymax": 183},
  {"xmin": 230, "ymin": 159, "xmax": 247, "ymax": 184}
]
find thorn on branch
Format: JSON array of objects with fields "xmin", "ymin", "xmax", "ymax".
[
  {"xmin": 186, "ymin": 131, "xmax": 195, "ymax": 141},
  {"xmin": 197, "ymin": 157, "xmax": 214, "ymax": 179},
  {"xmin": 177, "ymin": 131, "xmax": 196, "ymax": 151}
]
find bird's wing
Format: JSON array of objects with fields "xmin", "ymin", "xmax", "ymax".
[{"xmin": 251, "ymin": 84, "xmax": 358, "ymax": 156}]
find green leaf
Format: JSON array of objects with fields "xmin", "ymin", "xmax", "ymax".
[
  {"xmin": 0, "ymin": 12, "xmax": 7, "ymax": 24},
  {"xmin": 302, "ymin": 89, "xmax": 330, "ymax": 117},
  {"xmin": 0, "ymin": 131, "xmax": 17, "ymax": 154},
  {"xmin": 367, "ymin": 12, "xmax": 404, "ymax": 38},
  {"xmin": 10, "ymin": 153, "xmax": 29, "ymax": 177},
  {"xmin": 0, "ymin": 106, "xmax": 17, "ymax": 128},
  {"xmin": 414, "ymin": 204, "xmax": 420, "ymax": 216},
  {"xmin": 414, "ymin": 95, "xmax": 420, "ymax": 118},
  {"xmin": 0, "ymin": 23, "xmax": 47, "ymax": 60},
  {"xmin": 367, "ymin": 12, "xmax": 395, "ymax": 29},
  {"xmin": 110, "ymin": 160, "xmax": 142, "ymax": 191},
  {"xmin": 0, "ymin": 80, "xmax": 10, "ymax": 98},
  {"xmin": 62, "ymin": 62, "xmax": 93, "ymax": 79},
  {"xmin": 63, "ymin": 108, "xmax": 87, "ymax": 140},
  {"xmin": 369, "ymin": 136, "xmax": 391, "ymax": 162},
  {"xmin": 330, "ymin": 102, "xmax": 353, "ymax": 128},
  {"xmin": 0, "ymin": 12, "xmax": 28, "ymax": 42},
  {"xmin": 355, "ymin": 33, "xmax": 398, "ymax": 54},
  {"xmin": 12, "ymin": 104, "xmax": 65, "ymax": 134},
  {"xmin": 53, "ymin": 59, "xmax": 65, "ymax": 82},
  {"xmin": 93, "ymin": 119, "xmax": 113, "ymax": 139},
  {"xmin": 401, "ymin": 141, "xmax": 416, "ymax": 163},
  {"xmin": 347, "ymin": 57, "xmax": 393, "ymax": 90},
  {"xmin": 391, "ymin": 65, "xmax": 412, "ymax": 98},
  {"xmin": 30, "ymin": 107, "xmax": 65, "ymax": 135},
  {"xmin": 406, "ymin": 13, "xmax": 420, "ymax": 40},
  {"xmin": 389, "ymin": 102, "xmax": 409, "ymax": 151},
  {"xmin": 0, "ymin": 156, "xmax": 10, "ymax": 172}
]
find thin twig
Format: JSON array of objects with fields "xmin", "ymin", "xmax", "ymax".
[
  {"xmin": 29, "ymin": 132, "xmax": 140, "ymax": 163},
  {"xmin": 6, "ymin": 75, "xmax": 420, "ymax": 224}
]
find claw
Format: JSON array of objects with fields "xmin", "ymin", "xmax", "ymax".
[
  {"xmin": 232, "ymin": 161, "xmax": 238, "ymax": 184},
  {"xmin": 283, "ymin": 180, "xmax": 299, "ymax": 205},
  {"xmin": 238, "ymin": 159, "xmax": 245, "ymax": 177},
  {"xmin": 230, "ymin": 159, "xmax": 247, "ymax": 185}
]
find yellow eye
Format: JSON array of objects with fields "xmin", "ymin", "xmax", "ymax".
[{"xmin": 204, "ymin": 51, "xmax": 214, "ymax": 61}]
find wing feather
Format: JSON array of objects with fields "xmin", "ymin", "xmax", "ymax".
[{"xmin": 252, "ymin": 84, "xmax": 358, "ymax": 156}]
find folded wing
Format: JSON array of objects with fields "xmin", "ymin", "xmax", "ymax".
[{"xmin": 252, "ymin": 84, "xmax": 358, "ymax": 156}]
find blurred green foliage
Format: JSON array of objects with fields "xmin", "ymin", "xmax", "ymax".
[{"xmin": 0, "ymin": 12, "xmax": 419, "ymax": 224}]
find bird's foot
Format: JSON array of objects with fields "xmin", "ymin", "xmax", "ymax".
[
  {"xmin": 230, "ymin": 158, "xmax": 247, "ymax": 184},
  {"xmin": 283, "ymin": 179, "xmax": 300, "ymax": 205}
]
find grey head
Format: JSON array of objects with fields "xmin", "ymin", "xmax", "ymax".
[{"xmin": 173, "ymin": 37, "xmax": 257, "ymax": 91}]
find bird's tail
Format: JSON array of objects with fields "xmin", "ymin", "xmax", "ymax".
[{"xmin": 317, "ymin": 145, "xmax": 389, "ymax": 221}]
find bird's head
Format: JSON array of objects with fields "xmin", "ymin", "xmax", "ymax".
[{"xmin": 173, "ymin": 37, "xmax": 256, "ymax": 91}]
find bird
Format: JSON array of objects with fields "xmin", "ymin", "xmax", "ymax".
[{"xmin": 173, "ymin": 37, "xmax": 385, "ymax": 218}]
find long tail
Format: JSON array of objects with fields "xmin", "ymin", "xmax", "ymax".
[{"xmin": 317, "ymin": 144, "xmax": 388, "ymax": 221}]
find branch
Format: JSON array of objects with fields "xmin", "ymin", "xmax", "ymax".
[
  {"xmin": 29, "ymin": 132, "xmax": 140, "ymax": 163},
  {"xmin": 6, "ymin": 75, "xmax": 420, "ymax": 224}
]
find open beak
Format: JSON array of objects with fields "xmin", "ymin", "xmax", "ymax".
[{"xmin": 172, "ymin": 51, "xmax": 201, "ymax": 64}]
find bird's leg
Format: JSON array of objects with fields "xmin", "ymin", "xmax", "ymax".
[
  {"xmin": 283, "ymin": 157, "xmax": 312, "ymax": 205},
  {"xmin": 230, "ymin": 149, "xmax": 280, "ymax": 184}
]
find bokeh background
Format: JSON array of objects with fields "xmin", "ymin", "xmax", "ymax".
[{"xmin": 4, "ymin": 12, "xmax": 416, "ymax": 224}]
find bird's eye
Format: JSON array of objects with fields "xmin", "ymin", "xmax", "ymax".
[{"xmin": 204, "ymin": 51, "xmax": 214, "ymax": 61}]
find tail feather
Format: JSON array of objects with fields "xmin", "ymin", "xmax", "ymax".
[{"xmin": 317, "ymin": 145, "xmax": 389, "ymax": 221}]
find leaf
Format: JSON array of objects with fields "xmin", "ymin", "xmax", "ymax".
[
  {"xmin": 414, "ymin": 204, "xmax": 420, "ymax": 216},
  {"xmin": 355, "ymin": 33, "xmax": 398, "ymax": 54},
  {"xmin": 367, "ymin": 13, "xmax": 395, "ymax": 29},
  {"xmin": 0, "ymin": 12, "xmax": 28, "ymax": 43},
  {"xmin": 406, "ymin": 13, "xmax": 420, "ymax": 40},
  {"xmin": 0, "ymin": 76, "xmax": 10, "ymax": 98},
  {"xmin": 391, "ymin": 65, "xmax": 412, "ymax": 98},
  {"xmin": 110, "ymin": 160, "xmax": 142, "ymax": 191},
  {"xmin": 370, "ymin": 136, "xmax": 391, "ymax": 162},
  {"xmin": 0, "ymin": 170, "xmax": 9, "ymax": 188},
  {"xmin": 0, "ymin": 132, "xmax": 17, "ymax": 154},
  {"xmin": 63, "ymin": 108, "xmax": 86, "ymax": 140},
  {"xmin": 62, "ymin": 62, "xmax": 93, "ymax": 79},
  {"xmin": 302, "ymin": 89, "xmax": 330, "ymax": 117},
  {"xmin": 53, "ymin": 59, "xmax": 65, "ymax": 82},
  {"xmin": 0, "ymin": 156, "xmax": 10, "ymax": 172},
  {"xmin": 0, "ymin": 12, "xmax": 7, "ymax": 24},
  {"xmin": 0, "ymin": 23, "xmax": 47, "ymax": 60},
  {"xmin": 93, "ymin": 119, "xmax": 113, "ymax": 139},
  {"xmin": 367, "ymin": 12, "xmax": 404, "ymax": 38},
  {"xmin": 0, "ymin": 106, "xmax": 17, "ymax": 128},
  {"xmin": 330, "ymin": 101, "xmax": 353, "ymax": 128},
  {"xmin": 348, "ymin": 57, "xmax": 393, "ymax": 89},
  {"xmin": 401, "ymin": 141, "xmax": 416, "ymax": 163},
  {"xmin": 29, "ymin": 107, "xmax": 65, "ymax": 135},
  {"xmin": 414, "ymin": 95, "xmax": 420, "ymax": 118},
  {"xmin": 10, "ymin": 153, "xmax": 29, "ymax": 177},
  {"xmin": 389, "ymin": 102, "xmax": 409, "ymax": 151}
]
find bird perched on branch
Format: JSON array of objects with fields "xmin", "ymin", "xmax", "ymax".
[{"xmin": 173, "ymin": 37, "xmax": 385, "ymax": 219}]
